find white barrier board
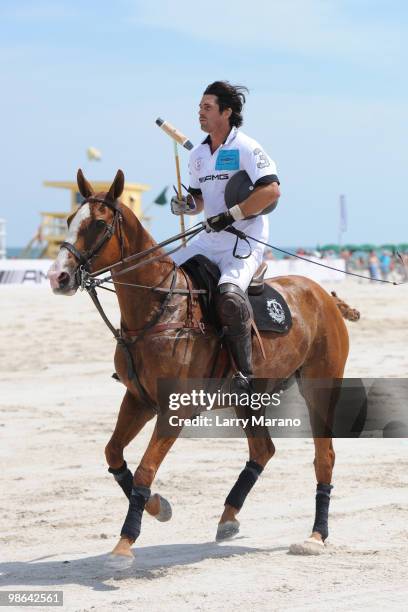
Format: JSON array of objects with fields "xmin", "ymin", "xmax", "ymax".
[
  {"xmin": 0, "ymin": 257, "xmax": 345, "ymax": 286},
  {"xmin": 265, "ymin": 258, "xmax": 345, "ymax": 283},
  {"xmin": 0, "ymin": 260, "xmax": 53, "ymax": 285}
]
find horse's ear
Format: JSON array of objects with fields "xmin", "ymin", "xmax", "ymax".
[
  {"xmin": 107, "ymin": 169, "xmax": 125, "ymax": 201},
  {"xmin": 77, "ymin": 168, "xmax": 94, "ymax": 198}
]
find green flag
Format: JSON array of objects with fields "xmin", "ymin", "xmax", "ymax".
[{"xmin": 154, "ymin": 186, "xmax": 168, "ymax": 205}]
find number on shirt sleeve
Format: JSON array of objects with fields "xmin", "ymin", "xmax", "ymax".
[{"xmin": 242, "ymin": 142, "xmax": 277, "ymax": 185}]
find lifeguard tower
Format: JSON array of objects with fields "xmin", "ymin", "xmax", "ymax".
[{"xmin": 21, "ymin": 180, "xmax": 150, "ymax": 259}]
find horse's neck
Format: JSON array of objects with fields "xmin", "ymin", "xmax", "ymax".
[{"xmin": 113, "ymin": 210, "xmax": 180, "ymax": 332}]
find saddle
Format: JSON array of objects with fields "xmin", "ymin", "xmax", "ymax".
[{"xmin": 181, "ymin": 255, "xmax": 292, "ymax": 333}]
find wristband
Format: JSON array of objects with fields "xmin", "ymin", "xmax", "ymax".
[{"xmin": 229, "ymin": 204, "xmax": 245, "ymax": 221}]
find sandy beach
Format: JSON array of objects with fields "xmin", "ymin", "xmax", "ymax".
[{"xmin": 1, "ymin": 279, "xmax": 407, "ymax": 611}]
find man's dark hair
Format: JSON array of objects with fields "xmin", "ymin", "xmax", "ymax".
[{"xmin": 204, "ymin": 81, "xmax": 249, "ymax": 128}]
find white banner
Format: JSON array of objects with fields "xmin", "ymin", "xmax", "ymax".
[
  {"xmin": 0, "ymin": 260, "xmax": 53, "ymax": 286},
  {"xmin": 265, "ymin": 258, "xmax": 345, "ymax": 283},
  {"xmin": 0, "ymin": 257, "xmax": 345, "ymax": 286}
]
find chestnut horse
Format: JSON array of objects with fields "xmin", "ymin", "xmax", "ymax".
[{"xmin": 48, "ymin": 169, "xmax": 356, "ymax": 564}]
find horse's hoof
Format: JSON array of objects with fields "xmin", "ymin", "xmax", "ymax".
[
  {"xmin": 154, "ymin": 494, "xmax": 172, "ymax": 522},
  {"xmin": 216, "ymin": 519, "xmax": 240, "ymax": 542},
  {"xmin": 289, "ymin": 537, "xmax": 326, "ymax": 555},
  {"xmin": 104, "ymin": 552, "xmax": 135, "ymax": 570}
]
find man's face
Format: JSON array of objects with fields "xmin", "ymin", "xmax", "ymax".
[{"xmin": 199, "ymin": 94, "xmax": 231, "ymax": 133}]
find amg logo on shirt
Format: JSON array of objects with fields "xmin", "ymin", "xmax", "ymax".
[{"xmin": 199, "ymin": 174, "xmax": 229, "ymax": 183}]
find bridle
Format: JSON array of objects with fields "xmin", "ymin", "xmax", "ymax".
[
  {"xmin": 60, "ymin": 196, "xmax": 124, "ymax": 280},
  {"xmin": 58, "ymin": 194, "xmax": 208, "ymax": 293},
  {"xmin": 60, "ymin": 195, "xmax": 205, "ymax": 288}
]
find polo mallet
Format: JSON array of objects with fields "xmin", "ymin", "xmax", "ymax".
[{"xmin": 156, "ymin": 118, "xmax": 194, "ymax": 246}]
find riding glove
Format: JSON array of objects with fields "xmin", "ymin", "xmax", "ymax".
[
  {"xmin": 170, "ymin": 194, "xmax": 197, "ymax": 216},
  {"xmin": 205, "ymin": 211, "xmax": 234, "ymax": 232}
]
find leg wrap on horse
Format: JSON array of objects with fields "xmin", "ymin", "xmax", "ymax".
[
  {"xmin": 120, "ymin": 485, "xmax": 151, "ymax": 541},
  {"xmin": 312, "ymin": 483, "xmax": 333, "ymax": 541},
  {"xmin": 108, "ymin": 460, "xmax": 133, "ymax": 499},
  {"xmin": 225, "ymin": 460, "xmax": 264, "ymax": 511},
  {"xmin": 215, "ymin": 283, "xmax": 253, "ymax": 377}
]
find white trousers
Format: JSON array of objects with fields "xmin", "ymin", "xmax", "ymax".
[{"xmin": 171, "ymin": 231, "xmax": 265, "ymax": 292}]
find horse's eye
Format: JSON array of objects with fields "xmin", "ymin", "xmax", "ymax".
[{"xmin": 95, "ymin": 219, "xmax": 106, "ymax": 229}]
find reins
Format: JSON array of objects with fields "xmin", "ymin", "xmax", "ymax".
[
  {"xmin": 61, "ymin": 195, "xmax": 405, "ymax": 406},
  {"xmin": 89, "ymin": 223, "xmax": 205, "ymax": 278},
  {"xmin": 224, "ymin": 227, "xmax": 406, "ymax": 286},
  {"xmin": 80, "ymin": 221, "xmax": 207, "ymax": 294}
]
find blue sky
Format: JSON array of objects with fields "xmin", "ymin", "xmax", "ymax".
[{"xmin": 1, "ymin": 0, "xmax": 407, "ymax": 247}]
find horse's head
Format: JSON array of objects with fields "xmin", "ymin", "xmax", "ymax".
[{"xmin": 48, "ymin": 169, "xmax": 125, "ymax": 295}]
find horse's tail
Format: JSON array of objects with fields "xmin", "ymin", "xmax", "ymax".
[{"xmin": 331, "ymin": 291, "xmax": 360, "ymax": 321}]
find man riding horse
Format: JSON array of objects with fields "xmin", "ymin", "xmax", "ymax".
[
  {"xmin": 171, "ymin": 81, "xmax": 280, "ymax": 393},
  {"xmin": 47, "ymin": 82, "xmax": 358, "ymax": 562}
]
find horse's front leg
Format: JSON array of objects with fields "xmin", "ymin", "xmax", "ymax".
[
  {"xmin": 105, "ymin": 390, "xmax": 156, "ymax": 497},
  {"xmin": 110, "ymin": 422, "xmax": 181, "ymax": 560},
  {"xmin": 105, "ymin": 390, "xmax": 168, "ymax": 526},
  {"xmin": 216, "ymin": 405, "xmax": 275, "ymax": 541}
]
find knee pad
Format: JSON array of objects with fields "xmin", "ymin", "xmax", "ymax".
[{"xmin": 216, "ymin": 283, "xmax": 252, "ymax": 329}]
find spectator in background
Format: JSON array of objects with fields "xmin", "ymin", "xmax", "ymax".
[
  {"xmin": 354, "ymin": 255, "xmax": 366, "ymax": 284},
  {"xmin": 357, "ymin": 256, "xmax": 365, "ymax": 269},
  {"xmin": 340, "ymin": 248, "xmax": 351, "ymax": 272},
  {"xmin": 368, "ymin": 250, "xmax": 379, "ymax": 281},
  {"xmin": 264, "ymin": 248, "xmax": 275, "ymax": 261},
  {"xmin": 379, "ymin": 250, "xmax": 391, "ymax": 281},
  {"xmin": 399, "ymin": 253, "xmax": 408, "ymax": 281}
]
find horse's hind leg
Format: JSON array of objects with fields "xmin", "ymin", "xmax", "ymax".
[
  {"xmin": 290, "ymin": 371, "xmax": 340, "ymax": 555},
  {"xmin": 216, "ymin": 405, "xmax": 275, "ymax": 541},
  {"xmin": 110, "ymin": 421, "xmax": 181, "ymax": 560}
]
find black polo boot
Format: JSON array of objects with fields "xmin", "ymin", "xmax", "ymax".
[{"xmin": 215, "ymin": 283, "xmax": 253, "ymax": 395}]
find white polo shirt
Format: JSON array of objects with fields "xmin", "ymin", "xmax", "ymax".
[{"xmin": 188, "ymin": 127, "xmax": 279, "ymax": 244}]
